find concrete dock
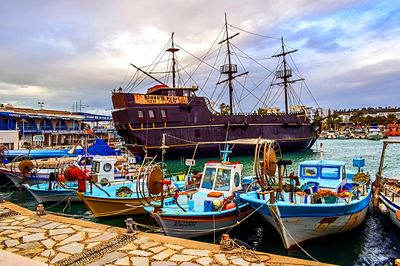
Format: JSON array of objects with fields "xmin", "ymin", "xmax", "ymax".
[{"xmin": 0, "ymin": 201, "xmax": 329, "ymax": 266}]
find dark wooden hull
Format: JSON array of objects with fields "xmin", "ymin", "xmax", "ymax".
[{"xmin": 112, "ymin": 93, "xmax": 318, "ymax": 157}]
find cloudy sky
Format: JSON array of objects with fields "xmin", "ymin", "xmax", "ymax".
[{"xmin": 0, "ymin": 0, "xmax": 399, "ymax": 114}]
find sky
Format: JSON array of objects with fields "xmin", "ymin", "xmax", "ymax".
[{"xmin": 0, "ymin": 0, "xmax": 399, "ymax": 114}]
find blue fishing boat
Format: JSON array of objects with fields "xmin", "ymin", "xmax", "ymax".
[
  {"xmin": 142, "ymin": 140, "xmax": 271, "ymax": 238},
  {"xmin": 240, "ymin": 157, "xmax": 372, "ymax": 249}
]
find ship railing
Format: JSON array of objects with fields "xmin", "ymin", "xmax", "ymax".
[{"xmin": 203, "ymin": 98, "xmax": 220, "ymax": 115}]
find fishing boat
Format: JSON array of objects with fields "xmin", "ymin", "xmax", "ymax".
[
  {"xmin": 374, "ymin": 139, "xmax": 400, "ymax": 228},
  {"xmin": 76, "ymin": 156, "xmax": 172, "ymax": 218},
  {"xmin": 24, "ymin": 156, "xmax": 135, "ymax": 203},
  {"xmin": 142, "ymin": 139, "xmax": 273, "ymax": 238},
  {"xmin": 111, "ymin": 15, "xmax": 320, "ymax": 158},
  {"xmin": 240, "ymin": 155, "xmax": 372, "ymax": 249}
]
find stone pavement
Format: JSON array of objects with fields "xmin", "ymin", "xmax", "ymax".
[{"xmin": 0, "ymin": 202, "xmax": 327, "ymax": 266}]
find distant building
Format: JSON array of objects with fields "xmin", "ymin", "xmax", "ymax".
[{"xmin": 0, "ymin": 104, "xmax": 116, "ymax": 149}]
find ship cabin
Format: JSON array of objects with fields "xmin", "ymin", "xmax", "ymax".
[
  {"xmin": 146, "ymin": 84, "xmax": 198, "ymax": 98},
  {"xmin": 298, "ymin": 160, "xmax": 349, "ymax": 192}
]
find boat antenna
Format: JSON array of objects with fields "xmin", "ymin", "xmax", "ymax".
[
  {"xmin": 130, "ymin": 63, "xmax": 167, "ymax": 86},
  {"xmin": 166, "ymin": 32, "xmax": 180, "ymax": 88},
  {"xmin": 217, "ymin": 13, "xmax": 248, "ymax": 115},
  {"xmin": 272, "ymin": 37, "xmax": 304, "ymax": 115}
]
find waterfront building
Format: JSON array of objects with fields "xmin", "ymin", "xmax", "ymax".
[{"xmin": 0, "ymin": 104, "xmax": 115, "ymax": 149}]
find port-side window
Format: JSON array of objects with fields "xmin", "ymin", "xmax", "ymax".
[
  {"xmin": 161, "ymin": 109, "xmax": 167, "ymax": 119},
  {"xmin": 195, "ymin": 129, "xmax": 200, "ymax": 138},
  {"xmin": 138, "ymin": 110, "xmax": 144, "ymax": 119},
  {"xmin": 148, "ymin": 110, "xmax": 155, "ymax": 119},
  {"xmin": 202, "ymin": 167, "xmax": 216, "ymax": 190},
  {"xmin": 301, "ymin": 166, "xmax": 317, "ymax": 178}
]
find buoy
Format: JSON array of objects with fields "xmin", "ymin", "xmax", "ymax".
[
  {"xmin": 213, "ymin": 199, "xmax": 222, "ymax": 210},
  {"xmin": 379, "ymin": 203, "xmax": 389, "ymax": 215},
  {"xmin": 224, "ymin": 202, "xmax": 236, "ymax": 210}
]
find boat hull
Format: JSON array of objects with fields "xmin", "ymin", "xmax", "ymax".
[
  {"xmin": 241, "ymin": 191, "xmax": 371, "ymax": 249},
  {"xmin": 111, "ymin": 94, "xmax": 319, "ymax": 157},
  {"xmin": 77, "ymin": 192, "xmax": 147, "ymax": 218},
  {"xmin": 149, "ymin": 205, "xmax": 252, "ymax": 238},
  {"xmin": 25, "ymin": 184, "xmax": 80, "ymax": 203},
  {"xmin": 379, "ymin": 193, "xmax": 400, "ymax": 228}
]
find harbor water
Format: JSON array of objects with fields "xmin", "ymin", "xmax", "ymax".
[{"xmin": 2, "ymin": 139, "xmax": 400, "ymax": 265}]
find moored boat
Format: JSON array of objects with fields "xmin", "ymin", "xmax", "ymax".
[
  {"xmin": 240, "ymin": 157, "xmax": 372, "ymax": 249},
  {"xmin": 111, "ymin": 16, "xmax": 320, "ymax": 158},
  {"xmin": 374, "ymin": 139, "xmax": 400, "ymax": 228},
  {"xmin": 142, "ymin": 139, "xmax": 273, "ymax": 238}
]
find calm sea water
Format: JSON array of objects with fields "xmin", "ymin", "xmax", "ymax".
[{"xmin": 2, "ymin": 139, "xmax": 400, "ymax": 265}]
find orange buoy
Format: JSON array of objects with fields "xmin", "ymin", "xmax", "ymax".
[{"xmin": 224, "ymin": 202, "xmax": 236, "ymax": 210}]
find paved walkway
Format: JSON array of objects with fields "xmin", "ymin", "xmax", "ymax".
[{"xmin": 0, "ymin": 201, "xmax": 328, "ymax": 266}]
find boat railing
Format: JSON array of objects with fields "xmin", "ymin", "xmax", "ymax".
[
  {"xmin": 203, "ymin": 98, "xmax": 219, "ymax": 115},
  {"xmin": 384, "ymin": 186, "xmax": 400, "ymax": 202}
]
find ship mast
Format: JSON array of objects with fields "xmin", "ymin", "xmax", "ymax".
[
  {"xmin": 166, "ymin": 32, "xmax": 180, "ymax": 88},
  {"xmin": 217, "ymin": 13, "xmax": 248, "ymax": 115},
  {"xmin": 272, "ymin": 37, "xmax": 304, "ymax": 115}
]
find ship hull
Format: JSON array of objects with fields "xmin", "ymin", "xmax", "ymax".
[{"xmin": 112, "ymin": 93, "xmax": 318, "ymax": 157}]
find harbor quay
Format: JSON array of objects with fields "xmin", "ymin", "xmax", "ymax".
[{"xmin": 0, "ymin": 201, "xmax": 328, "ymax": 266}]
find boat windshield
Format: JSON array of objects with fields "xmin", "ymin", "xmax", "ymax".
[
  {"xmin": 202, "ymin": 167, "xmax": 217, "ymax": 189},
  {"xmin": 214, "ymin": 168, "xmax": 231, "ymax": 191},
  {"xmin": 201, "ymin": 166, "xmax": 231, "ymax": 191},
  {"xmin": 320, "ymin": 166, "xmax": 340, "ymax": 179}
]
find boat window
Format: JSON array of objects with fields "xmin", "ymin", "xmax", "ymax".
[
  {"xmin": 301, "ymin": 166, "xmax": 317, "ymax": 178},
  {"xmin": 148, "ymin": 110, "xmax": 155, "ymax": 119},
  {"xmin": 201, "ymin": 167, "xmax": 216, "ymax": 190},
  {"xmin": 342, "ymin": 167, "xmax": 346, "ymax": 180},
  {"xmin": 320, "ymin": 167, "xmax": 340, "ymax": 179},
  {"xmin": 138, "ymin": 110, "xmax": 144, "ymax": 119},
  {"xmin": 234, "ymin": 172, "xmax": 240, "ymax": 187},
  {"xmin": 195, "ymin": 129, "xmax": 200, "ymax": 138},
  {"xmin": 161, "ymin": 109, "xmax": 167, "ymax": 119},
  {"xmin": 214, "ymin": 168, "xmax": 231, "ymax": 191}
]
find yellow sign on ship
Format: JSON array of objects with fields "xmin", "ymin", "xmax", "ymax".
[{"xmin": 134, "ymin": 94, "xmax": 188, "ymax": 105}]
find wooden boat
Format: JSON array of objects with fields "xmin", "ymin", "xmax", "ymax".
[
  {"xmin": 76, "ymin": 156, "xmax": 171, "ymax": 218},
  {"xmin": 143, "ymin": 139, "xmax": 273, "ymax": 238},
  {"xmin": 111, "ymin": 15, "xmax": 321, "ymax": 158},
  {"xmin": 374, "ymin": 139, "xmax": 400, "ymax": 228},
  {"xmin": 241, "ymin": 157, "xmax": 372, "ymax": 249}
]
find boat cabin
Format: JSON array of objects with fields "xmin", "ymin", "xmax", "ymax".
[
  {"xmin": 146, "ymin": 84, "xmax": 198, "ymax": 97},
  {"xmin": 90, "ymin": 157, "xmax": 117, "ymax": 185},
  {"xmin": 298, "ymin": 160, "xmax": 348, "ymax": 191},
  {"xmin": 198, "ymin": 161, "xmax": 243, "ymax": 196}
]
